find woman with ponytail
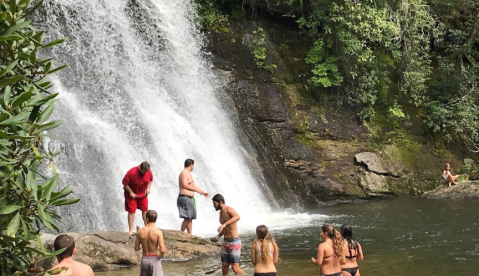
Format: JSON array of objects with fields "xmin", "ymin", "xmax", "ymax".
[
  {"xmin": 310, "ymin": 225, "xmax": 345, "ymax": 276},
  {"xmin": 250, "ymin": 225, "xmax": 279, "ymax": 276},
  {"xmin": 340, "ymin": 224, "xmax": 363, "ymax": 276}
]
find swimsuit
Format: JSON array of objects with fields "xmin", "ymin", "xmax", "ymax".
[
  {"xmin": 320, "ymin": 242, "xmax": 341, "ymax": 276},
  {"xmin": 140, "ymin": 255, "xmax": 163, "ymax": 276},
  {"xmin": 221, "ymin": 237, "xmax": 242, "ymax": 263},
  {"xmin": 341, "ymin": 267, "xmax": 359, "ymax": 276},
  {"xmin": 254, "ymin": 273, "xmax": 277, "ymax": 276},
  {"xmin": 177, "ymin": 195, "xmax": 196, "ymax": 220},
  {"xmin": 253, "ymin": 241, "xmax": 276, "ymax": 276}
]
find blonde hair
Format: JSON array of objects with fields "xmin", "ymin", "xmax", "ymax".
[
  {"xmin": 253, "ymin": 225, "xmax": 279, "ymax": 263},
  {"xmin": 321, "ymin": 225, "xmax": 343, "ymax": 258}
]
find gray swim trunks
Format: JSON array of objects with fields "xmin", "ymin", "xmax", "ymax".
[
  {"xmin": 177, "ymin": 195, "xmax": 196, "ymax": 220},
  {"xmin": 140, "ymin": 256, "xmax": 163, "ymax": 276}
]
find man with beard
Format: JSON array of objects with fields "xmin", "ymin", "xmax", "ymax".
[{"xmin": 210, "ymin": 194, "xmax": 245, "ymax": 275}]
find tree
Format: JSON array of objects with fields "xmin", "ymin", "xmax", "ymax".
[{"xmin": 0, "ymin": 0, "xmax": 79, "ymax": 275}]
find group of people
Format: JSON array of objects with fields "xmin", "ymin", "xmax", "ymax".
[{"xmin": 47, "ymin": 158, "xmax": 364, "ymax": 276}]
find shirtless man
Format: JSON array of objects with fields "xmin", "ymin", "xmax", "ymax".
[
  {"xmin": 177, "ymin": 158, "xmax": 209, "ymax": 234},
  {"xmin": 47, "ymin": 234, "xmax": 94, "ymax": 276},
  {"xmin": 135, "ymin": 210, "xmax": 166, "ymax": 276},
  {"xmin": 210, "ymin": 194, "xmax": 245, "ymax": 276}
]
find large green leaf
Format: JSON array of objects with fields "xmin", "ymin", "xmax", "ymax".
[
  {"xmin": 40, "ymin": 174, "xmax": 58, "ymax": 201},
  {"xmin": 36, "ymin": 104, "xmax": 54, "ymax": 124},
  {"xmin": 0, "ymin": 75, "xmax": 25, "ymax": 87},
  {"xmin": 6, "ymin": 212, "xmax": 20, "ymax": 237},
  {"xmin": 11, "ymin": 91, "xmax": 33, "ymax": 108},
  {"xmin": 0, "ymin": 205, "xmax": 22, "ymax": 214},
  {"xmin": 27, "ymin": 93, "xmax": 58, "ymax": 107},
  {"xmin": 25, "ymin": 170, "xmax": 35, "ymax": 191},
  {"xmin": 0, "ymin": 20, "xmax": 31, "ymax": 38},
  {"xmin": 3, "ymin": 85, "xmax": 12, "ymax": 105},
  {"xmin": 36, "ymin": 120, "xmax": 62, "ymax": 132},
  {"xmin": 51, "ymin": 198, "xmax": 80, "ymax": 206},
  {"xmin": 0, "ymin": 111, "xmax": 29, "ymax": 125},
  {"xmin": 0, "ymin": 60, "xmax": 18, "ymax": 78}
]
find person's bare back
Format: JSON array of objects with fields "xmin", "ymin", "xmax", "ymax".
[
  {"xmin": 49, "ymin": 260, "xmax": 94, "ymax": 276},
  {"xmin": 135, "ymin": 224, "xmax": 166, "ymax": 257}
]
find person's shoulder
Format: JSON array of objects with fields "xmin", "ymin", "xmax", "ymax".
[{"xmin": 73, "ymin": 261, "xmax": 93, "ymax": 272}]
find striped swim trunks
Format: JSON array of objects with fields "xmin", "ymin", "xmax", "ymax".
[{"xmin": 221, "ymin": 237, "xmax": 241, "ymax": 264}]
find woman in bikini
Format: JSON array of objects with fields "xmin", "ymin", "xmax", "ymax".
[
  {"xmin": 442, "ymin": 163, "xmax": 459, "ymax": 187},
  {"xmin": 340, "ymin": 224, "xmax": 363, "ymax": 276},
  {"xmin": 250, "ymin": 225, "xmax": 279, "ymax": 276},
  {"xmin": 311, "ymin": 225, "xmax": 345, "ymax": 276}
]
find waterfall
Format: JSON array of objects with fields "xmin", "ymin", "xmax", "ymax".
[{"xmin": 38, "ymin": 0, "xmax": 276, "ymax": 236}]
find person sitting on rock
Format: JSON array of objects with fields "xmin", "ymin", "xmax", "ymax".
[
  {"xmin": 46, "ymin": 234, "xmax": 94, "ymax": 276},
  {"xmin": 442, "ymin": 163, "xmax": 459, "ymax": 187}
]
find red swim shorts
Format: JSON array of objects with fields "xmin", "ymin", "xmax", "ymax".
[{"xmin": 124, "ymin": 195, "xmax": 148, "ymax": 213}]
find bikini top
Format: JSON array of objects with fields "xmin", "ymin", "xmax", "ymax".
[
  {"xmin": 323, "ymin": 241, "xmax": 336, "ymax": 259},
  {"xmin": 255, "ymin": 241, "xmax": 274, "ymax": 257},
  {"xmin": 345, "ymin": 240, "xmax": 358, "ymax": 259}
]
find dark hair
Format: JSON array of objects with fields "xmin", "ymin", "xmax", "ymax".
[
  {"xmin": 184, "ymin": 159, "xmax": 194, "ymax": 168},
  {"xmin": 146, "ymin": 210, "xmax": 157, "ymax": 222},
  {"xmin": 340, "ymin": 224, "xmax": 358, "ymax": 257},
  {"xmin": 321, "ymin": 225, "xmax": 343, "ymax": 258},
  {"xmin": 212, "ymin": 194, "xmax": 225, "ymax": 204},
  {"xmin": 54, "ymin": 234, "xmax": 75, "ymax": 261},
  {"xmin": 139, "ymin": 161, "xmax": 150, "ymax": 175}
]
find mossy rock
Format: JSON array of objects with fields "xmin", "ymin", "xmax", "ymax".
[{"xmin": 457, "ymin": 174, "xmax": 469, "ymax": 182}]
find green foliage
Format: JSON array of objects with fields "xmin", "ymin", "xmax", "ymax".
[
  {"xmin": 195, "ymin": 0, "xmax": 229, "ymax": 31},
  {"xmin": 304, "ymin": 39, "xmax": 342, "ymax": 87},
  {"xmin": 0, "ymin": 0, "xmax": 78, "ymax": 275},
  {"xmin": 251, "ymin": 28, "xmax": 267, "ymax": 67}
]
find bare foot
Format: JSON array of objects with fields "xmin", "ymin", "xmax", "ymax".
[{"xmin": 128, "ymin": 231, "xmax": 133, "ymax": 236}]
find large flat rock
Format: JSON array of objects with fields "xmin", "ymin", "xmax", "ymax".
[
  {"xmin": 422, "ymin": 181, "xmax": 479, "ymax": 199},
  {"xmin": 38, "ymin": 230, "xmax": 220, "ymax": 272}
]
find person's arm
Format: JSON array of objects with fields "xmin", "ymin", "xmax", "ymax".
[
  {"xmin": 441, "ymin": 170, "xmax": 446, "ymax": 178},
  {"xmin": 211, "ymin": 229, "xmax": 224, "ymax": 242},
  {"xmin": 123, "ymin": 173, "xmax": 137, "ymax": 198},
  {"xmin": 146, "ymin": 181, "xmax": 152, "ymax": 195},
  {"xmin": 273, "ymin": 243, "xmax": 279, "ymax": 265},
  {"xmin": 217, "ymin": 208, "xmax": 240, "ymax": 232},
  {"xmin": 158, "ymin": 230, "xmax": 166, "ymax": 258},
  {"xmin": 89, "ymin": 266, "xmax": 94, "ymax": 276},
  {"xmin": 311, "ymin": 244, "xmax": 324, "ymax": 266},
  {"xmin": 357, "ymin": 242, "xmax": 364, "ymax": 261},
  {"xmin": 250, "ymin": 241, "xmax": 256, "ymax": 265},
  {"xmin": 134, "ymin": 229, "xmax": 141, "ymax": 251},
  {"xmin": 180, "ymin": 173, "xmax": 207, "ymax": 196}
]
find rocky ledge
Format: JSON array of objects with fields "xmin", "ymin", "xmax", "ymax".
[
  {"xmin": 38, "ymin": 230, "xmax": 220, "ymax": 272},
  {"xmin": 421, "ymin": 181, "xmax": 479, "ymax": 200}
]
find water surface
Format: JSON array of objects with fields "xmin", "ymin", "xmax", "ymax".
[{"xmin": 98, "ymin": 198, "xmax": 479, "ymax": 275}]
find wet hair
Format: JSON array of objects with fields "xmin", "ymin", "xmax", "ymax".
[
  {"xmin": 54, "ymin": 234, "xmax": 75, "ymax": 261},
  {"xmin": 253, "ymin": 225, "xmax": 279, "ymax": 263},
  {"xmin": 184, "ymin": 159, "xmax": 194, "ymax": 168},
  {"xmin": 340, "ymin": 224, "xmax": 358, "ymax": 258},
  {"xmin": 146, "ymin": 210, "xmax": 157, "ymax": 223},
  {"xmin": 212, "ymin": 194, "xmax": 225, "ymax": 204},
  {"xmin": 139, "ymin": 161, "xmax": 150, "ymax": 175},
  {"xmin": 321, "ymin": 225, "xmax": 343, "ymax": 258}
]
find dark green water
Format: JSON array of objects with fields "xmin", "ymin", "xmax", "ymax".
[{"xmin": 98, "ymin": 198, "xmax": 479, "ymax": 276}]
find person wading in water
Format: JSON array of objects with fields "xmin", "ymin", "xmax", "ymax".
[
  {"xmin": 340, "ymin": 224, "xmax": 363, "ymax": 276},
  {"xmin": 311, "ymin": 225, "xmax": 345, "ymax": 276},
  {"xmin": 250, "ymin": 225, "xmax": 279, "ymax": 276}
]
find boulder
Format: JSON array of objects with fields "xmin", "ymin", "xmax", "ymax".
[
  {"xmin": 422, "ymin": 180, "xmax": 479, "ymax": 199},
  {"xmin": 38, "ymin": 230, "xmax": 220, "ymax": 272},
  {"xmin": 358, "ymin": 172, "xmax": 390, "ymax": 195}
]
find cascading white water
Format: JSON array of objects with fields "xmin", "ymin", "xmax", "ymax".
[{"xmin": 38, "ymin": 0, "xmax": 281, "ymax": 236}]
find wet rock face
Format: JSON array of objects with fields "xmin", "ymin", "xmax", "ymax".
[{"xmin": 38, "ymin": 230, "xmax": 220, "ymax": 272}]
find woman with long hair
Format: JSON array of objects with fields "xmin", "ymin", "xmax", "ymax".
[
  {"xmin": 250, "ymin": 225, "xmax": 279, "ymax": 276},
  {"xmin": 442, "ymin": 163, "xmax": 459, "ymax": 187},
  {"xmin": 310, "ymin": 225, "xmax": 345, "ymax": 276},
  {"xmin": 340, "ymin": 225, "xmax": 364, "ymax": 276}
]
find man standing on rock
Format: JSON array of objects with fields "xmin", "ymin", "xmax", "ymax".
[
  {"xmin": 210, "ymin": 194, "xmax": 245, "ymax": 276},
  {"xmin": 47, "ymin": 234, "xmax": 94, "ymax": 276},
  {"xmin": 135, "ymin": 210, "xmax": 166, "ymax": 276},
  {"xmin": 177, "ymin": 158, "xmax": 208, "ymax": 234},
  {"xmin": 123, "ymin": 161, "xmax": 153, "ymax": 236}
]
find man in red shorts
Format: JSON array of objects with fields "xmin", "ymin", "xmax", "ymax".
[{"xmin": 123, "ymin": 161, "xmax": 153, "ymax": 236}]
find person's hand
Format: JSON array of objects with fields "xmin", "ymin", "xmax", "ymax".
[
  {"xmin": 146, "ymin": 188, "xmax": 151, "ymax": 195},
  {"xmin": 217, "ymin": 224, "xmax": 226, "ymax": 232},
  {"xmin": 202, "ymin": 191, "xmax": 209, "ymax": 197},
  {"xmin": 310, "ymin": 257, "xmax": 316, "ymax": 264},
  {"xmin": 129, "ymin": 192, "xmax": 137, "ymax": 198},
  {"xmin": 210, "ymin": 236, "xmax": 219, "ymax": 242}
]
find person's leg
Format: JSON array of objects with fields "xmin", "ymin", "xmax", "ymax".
[
  {"xmin": 142, "ymin": 210, "xmax": 147, "ymax": 226},
  {"xmin": 221, "ymin": 262, "xmax": 230, "ymax": 276},
  {"xmin": 231, "ymin": 263, "xmax": 244, "ymax": 275},
  {"xmin": 128, "ymin": 212, "xmax": 135, "ymax": 235},
  {"xmin": 181, "ymin": 219, "xmax": 190, "ymax": 232},
  {"xmin": 187, "ymin": 220, "xmax": 193, "ymax": 234}
]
